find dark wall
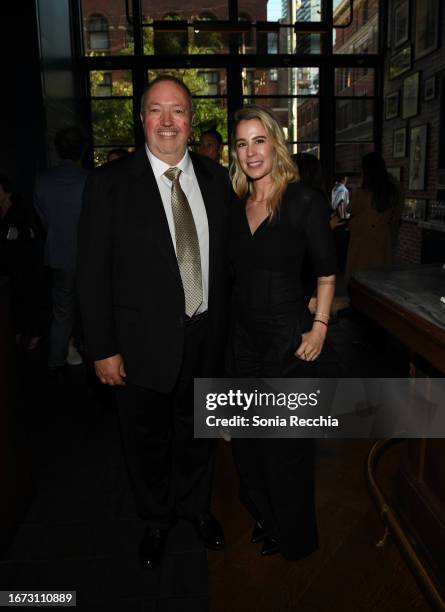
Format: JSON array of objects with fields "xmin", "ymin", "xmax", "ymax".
[{"xmin": 0, "ymin": 4, "xmax": 46, "ymax": 203}]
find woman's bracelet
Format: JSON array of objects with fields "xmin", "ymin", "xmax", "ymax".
[
  {"xmin": 313, "ymin": 319, "xmax": 328, "ymax": 327},
  {"xmin": 314, "ymin": 311, "xmax": 330, "ymax": 321}
]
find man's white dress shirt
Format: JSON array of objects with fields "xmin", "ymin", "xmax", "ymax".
[{"xmin": 146, "ymin": 145, "xmax": 209, "ymax": 314}]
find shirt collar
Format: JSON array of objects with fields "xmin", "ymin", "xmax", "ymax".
[{"xmin": 145, "ymin": 144, "xmax": 192, "ymax": 180}]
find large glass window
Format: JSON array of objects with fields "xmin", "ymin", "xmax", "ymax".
[
  {"xmin": 87, "ymin": 15, "xmax": 109, "ymax": 51},
  {"xmin": 89, "ymin": 70, "xmax": 134, "ymax": 165},
  {"xmin": 82, "ymin": 1, "xmax": 134, "ymax": 55},
  {"xmin": 144, "ymin": 21, "xmax": 231, "ymax": 56},
  {"xmin": 243, "ymin": 67, "xmax": 320, "ymax": 154},
  {"xmin": 264, "ymin": 0, "xmax": 324, "ymax": 24},
  {"xmin": 78, "ymin": 0, "xmax": 382, "ymax": 171},
  {"xmin": 141, "ymin": 1, "xmax": 229, "ymax": 21},
  {"xmin": 334, "ymin": 67, "xmax": 376, "ymax": 173},
  {"xmin": 141, "ymin": 2, "xmax": 230, "ymax": 55},
  {"xmin": 333, "ymin": 0, "xmax": 379, "ymax": 54}
]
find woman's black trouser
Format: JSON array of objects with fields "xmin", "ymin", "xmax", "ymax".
[{"xmin": 227, "ymin": 306, "xmax": 318, "ymax": 560}]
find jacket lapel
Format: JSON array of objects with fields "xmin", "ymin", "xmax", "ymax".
[{"xmin": 129, "ymin": 147, "xmax": 181, "ymax": 282}]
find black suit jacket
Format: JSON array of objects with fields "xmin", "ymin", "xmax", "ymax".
[{"xmin": 77, "ymin": 147, "xmax": 231, "ymax": 392}]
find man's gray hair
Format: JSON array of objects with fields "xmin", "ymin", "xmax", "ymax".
[{"xmin": 140, "ymin": 75, "xmax": 195, "ymax": 115}]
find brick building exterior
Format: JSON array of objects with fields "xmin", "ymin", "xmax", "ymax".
[
  {"xmin": 334, "ymin": 0, "xmax": 379, "ymax": 53},
  {"xmin": 82, "ymin": 1, "xmax": 266, "ymax": 56}
]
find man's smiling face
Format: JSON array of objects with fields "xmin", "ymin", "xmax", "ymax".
[{"xmin": 141, "ymin": 80, "xmax": 193, "ymax": 165}]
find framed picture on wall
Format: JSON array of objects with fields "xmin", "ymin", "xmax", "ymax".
[
  {"xmin": 402, "ymin": 198, "xmax": 427, "ymax": 221},
  {"xmin": 388, "ymin": 166, "xmax": 402, "ymax": 182},
  {"xmin": 385, "ymin": 91, "xmax": 400, "ymax": 119},
  {"xmin": 424, "ymin": 76, "xmax": 436, "ymax": 101},
  {"xmin": 389, "ymin": 45, "xmax": 412, "ymax": 80},
  {"xmin": 393, "ymin": 127, "xmax": 407, "ymax": 158},
  {"xmin": 415, "ymin": 0, "xmax": 439, "ymax": 60},
  {"xmin": 394, "ymin": 1, "xmax": 410, "ymax": 48},
  {"xmin": 402, "ymin": 72, "xmax": 420, "ymax": 119},
  {"xmin": 409, "ymin": 124, "xmax": 428, "ymax": 191}
]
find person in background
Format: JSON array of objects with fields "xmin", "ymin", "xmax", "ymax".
[
  {"xmin": 292, "ymin": 152, "xmax": 333, "ymax": 306},
  {"xmin": 0, "ymin": 173, "xmax": 42, "ymax": 348},
  {"xmin": 107, "ymin": 148, "xmax": 129, "ymax": 163},
  {"xmin": 292, "ymin": 153, "xmax": 329, "ymax": 204},
  {"xmin": 228, "ymin": 105, "xmax": 336, "ymax": 561},
  {"xmin": 345, "ymin": 152, "xmax": 403, "ymax": 286},
  {"xmin": 34, "ymin": 126, "xmax": 89, "ymax": 372},
  {"xmin": 198, "ymin": 129, "xmax": 223, "ymax": 164},
  {"xmin": 331, "ymin": 174, "xmax": 350, "ymax": 220},
  {"xmin": 329, "ymin": 174, "xmax": 350, "ymax": 276}
]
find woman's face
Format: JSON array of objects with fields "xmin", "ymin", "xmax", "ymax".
[{"xmin": 235, "ymin": 118, "xmax": 275, "ymax": 183}]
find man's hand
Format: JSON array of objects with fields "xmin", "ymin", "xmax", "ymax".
[{"xmin": 94, "ymin": 354, "xmax": 126, "ymax": 386}]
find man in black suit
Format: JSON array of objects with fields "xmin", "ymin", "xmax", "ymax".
[{"xmin": 77, "ymin": 75, "xmax": 230, "ymax": 569}]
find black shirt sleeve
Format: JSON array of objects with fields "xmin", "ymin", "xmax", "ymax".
[{"xmin": 304, "ymin": 189, "xmax": 337, "ymax": 277}]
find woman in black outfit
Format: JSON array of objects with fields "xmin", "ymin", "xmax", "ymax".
[{"xmin": 227, "ymin": 106, "xmax": 337, "ymax": 560}]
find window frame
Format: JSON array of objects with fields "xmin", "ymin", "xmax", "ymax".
[
  {"xmin": 87, "ymin": 14, "xmax": 110, "ymax": 51},
  {"xmin": 75, "ymin": 0, "xmax": 384, "ymax": 176}
]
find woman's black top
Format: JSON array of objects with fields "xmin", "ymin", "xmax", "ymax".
[{"xmin": 228, "ymin": 182, "xmax": 337, "ymax": 314}]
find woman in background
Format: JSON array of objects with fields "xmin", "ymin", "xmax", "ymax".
[
  {"xmin": 345, "ymin": 152, "xmax": 402, "ymax": 285},
  {"xmin": 227, "ymin": 106, "xmax": 336, "ymax": 560},
  {"xmin": 292, "ymin": 152, "xmax": 340, "ymax": 305},
  {"xmin": 292, "ymin": 152, "xmax": 329, "ymax": 204}
]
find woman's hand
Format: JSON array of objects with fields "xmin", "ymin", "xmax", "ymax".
[{"xmin": 295, "ymin": 324, "xmax": 327, "ymax": 361}]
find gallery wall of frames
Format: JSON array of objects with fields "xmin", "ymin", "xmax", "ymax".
[{"xmin": 383, "ymin": 0, "xmax": 445, "ymax": 265}]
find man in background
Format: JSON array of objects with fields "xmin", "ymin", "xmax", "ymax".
[
  {"xmin": 34, "ymin": 126, "xmax": 88, "ymax": 371},
  {"xmin": 331, "ymin": 174, "xmax": 350, "ymax": 220}
]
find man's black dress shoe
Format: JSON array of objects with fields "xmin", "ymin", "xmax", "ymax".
[
  {"xmin": 192, "ymin": 514, "xmax": 225, "ymax": 550},
  {"xmin": 139, "ymin": 527, "xmax": 169, "ymax": 570},
  {"xmin": 251, "ymin": 522, "xmax": 267, "ymax": 544},
  {"xmin": 261, "ymin": 536, "xmax": 280, "ymax": 556}
]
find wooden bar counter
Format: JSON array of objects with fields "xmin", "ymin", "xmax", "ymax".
[{"xmin": 349, "ymin": 264, "xmax": 445, "ymax": 594}]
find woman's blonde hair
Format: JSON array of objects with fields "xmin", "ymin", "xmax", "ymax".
[{"xmin": 229, "ymin": 105, "xmax": 298, "ymax": 220}]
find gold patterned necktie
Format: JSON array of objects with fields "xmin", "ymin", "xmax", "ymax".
[{"xmin": 164, "ymin": 167, "xmax": 203, "ymax": 317}]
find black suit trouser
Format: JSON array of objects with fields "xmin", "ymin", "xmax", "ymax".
[{"xmin": 116, "ymin": 315, "xmax": 215, "ymax": 529}]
